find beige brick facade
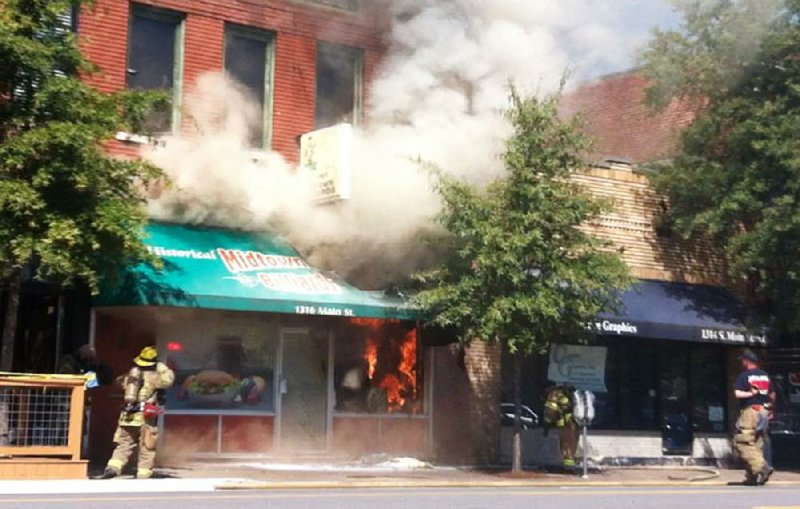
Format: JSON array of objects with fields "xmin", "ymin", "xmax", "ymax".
[{"xmin": 577, "ymin": 165, "xmax": 726, "ymax": 286}]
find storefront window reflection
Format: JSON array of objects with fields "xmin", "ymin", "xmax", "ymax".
[
  {"xmin": 158, "ymin": 310, "xmax": 277, "ymax": 414},
  {"xmin": 511, "ymin": 340, "xmax": 727, "ymax": 432},
  {"xmin": 333, "ymin": 319, "xmax": 424, "ymax": 415},
  {"xmin": 690, "ymin": 347, "xmax": 727, "ymax": 432}
]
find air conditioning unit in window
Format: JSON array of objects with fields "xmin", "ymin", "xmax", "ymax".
[
  {"xmin": 115, "ymin": 131, "xmax": 167, "ymax": 149},
  {"xmin": 248, "ymin": 150, "xmax": 275, "ymax": 169}
]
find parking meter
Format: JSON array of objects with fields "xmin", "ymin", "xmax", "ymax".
[
  {"xmin": 573, "ymin": 390, "xmax": 595, "ymax": 426},
  {"xmin": 574, "ymin": 390, "xmax": 586, "ymax": 424},
  {"xmin": 585, "ymin": 390, "xmax": 595, "ymax": 424},
  {"xmin": 572, "ymin": 390, "xmax": 595, "ymax": 478}
]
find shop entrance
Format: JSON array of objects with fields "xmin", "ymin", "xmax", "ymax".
[
  {"xmin": 277, "ymin": 329, "xmax": 329, "ymax": 452},
  {"xmin": 659, "ymin": 348, "xmax": 693, "ymax": 455}
]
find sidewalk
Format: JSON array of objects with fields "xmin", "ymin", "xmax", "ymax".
[
  {"xmin": 1, "ymin": 463, "xmax": 799, "ymax": 495},
  {"xmin": 180, "ymin": 463, "xmax": 800, "ymax": 490}
]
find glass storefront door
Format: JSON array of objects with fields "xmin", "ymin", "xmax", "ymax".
[
  {"xmin": 278, "ymin": 329, "xmax": 329, "ymax": 451},
  {"xmin": 659, "ymin": 347, "xmax": 692, "ymax": 455}
]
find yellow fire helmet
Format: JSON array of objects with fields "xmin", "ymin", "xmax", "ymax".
[{"xmin": 134, "ymin": 346, "xmax": 158, "ymax": 367}]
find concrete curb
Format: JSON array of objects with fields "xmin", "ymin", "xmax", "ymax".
[
  {"xmin": 214, "ymin": 479, "xmax": 800, "ymax": 490},
  {"xmin": 0, "ymin": 478, "xmax": 244, "ymax": 495}
]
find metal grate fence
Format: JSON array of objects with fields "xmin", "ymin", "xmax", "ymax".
[
  {"xmin": 0, "ymin": 387, "xmax": 72, "ymax": 447},
  {"xmin": 0, "ymin": 375, "xmax": 85, "ymax": 460}
]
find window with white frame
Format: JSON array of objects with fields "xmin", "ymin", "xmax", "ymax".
[
  {"xmin": 126, "ymin": 4, "xmax": 184, "ymax": 134},
  {"xmin": 224, "ymin": 24, "xmax": 275, "ymax": 149}
]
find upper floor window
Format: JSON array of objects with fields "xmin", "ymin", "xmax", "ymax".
[
  {"xmin": 315, "ymin": 42, "xmax": 363, "ymax": 129},
  {"xmin": 306, "ymin": 0, "xmax": 360, "ymax": 12},
  {"xmin": 126, "ymin": 4, "xmax": 184, "ymax": 134},
  {"xmin": 224, "ymin": 24, "xmax": 275, "ymax": 149}
]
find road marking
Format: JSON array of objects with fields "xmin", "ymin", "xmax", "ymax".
[{"xmin": 0, "ymin": 487, "xmax": 797, "ymax": 505}]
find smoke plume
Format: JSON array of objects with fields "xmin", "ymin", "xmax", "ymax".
[{"xmin": 145, "ymin": 0, "xmax": 662, "ymax": 288}]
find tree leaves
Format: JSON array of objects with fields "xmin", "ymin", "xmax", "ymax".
[
  {"xmin": 0, "ymin": 0, "xmax": 164, "ymax": 292},
  {"xmin": 641, "ymin": 0, "xmax": 800, "ymax": 332},
  {"xmin": 413, "ymin": 88, "xmax": 632, "ymax": 355}
]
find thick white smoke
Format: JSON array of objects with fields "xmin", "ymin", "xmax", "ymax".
[{"xmin": 145, "ymin": 0, "xmax": 665, "ymax": 287}]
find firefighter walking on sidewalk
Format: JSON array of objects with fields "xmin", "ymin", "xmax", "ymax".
[
  {"xmin": 99, "ymin": 346, "xmax": 174, "ymax": 479},
  {"xmin": 733, "ymin": 348, "xmax": 772, "ymax": 486},
  {"xmin": 543, "ymin": 383, "xmax": 580, "ymax": 469}
]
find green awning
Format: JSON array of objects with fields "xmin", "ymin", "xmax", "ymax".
[{"xmin": 95, "ymin": 222, "xmax": 420, "ymax": 320}]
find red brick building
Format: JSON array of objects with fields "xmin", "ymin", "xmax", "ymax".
[
  {"xmin": 561, "ymin": 71, "xmax": 698, "ymax": 165},
  {"xmin": 78, "ymin": 0, "xmax": 406, "ymax": 464},
  {"xmin": 73, "ymin": 0, "xmax": 506, "ymax": 468},
  {"xmin": 79, "ymin": 0, "xmax": 387, "ymax": 163}
]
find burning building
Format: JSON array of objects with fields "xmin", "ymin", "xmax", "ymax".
[
  {"xmin": 74, "ymin": 0, "xmax": 446, "ymax": 463},
  {"xmin": 90, "ymin": 223, "xmax": 436, "ymax": 459}
]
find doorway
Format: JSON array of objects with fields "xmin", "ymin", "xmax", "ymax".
[
  {"xmin": 659, "ymin": 348, "xmax": 693, "ymax": 455},
  {"xmin": 277, "ymin": 329, "xmax": 329, "ymax": 452}
]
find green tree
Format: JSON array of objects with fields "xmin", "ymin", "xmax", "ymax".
[
  {"xmin": 414, "ymin": 88, "xmax": 631, "ymax": 471},
  {"xmin": 0, "ymin": 0, "xmax": 165, "ymax": 370},
  {"xmin": 640, "ymin": 0, "xmax": 800, "ymax": 334}
]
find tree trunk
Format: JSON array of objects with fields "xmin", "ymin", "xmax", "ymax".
[
  {"xmin": 511, "ymin": 352, "xmax": 523, "ymax": 473},
  {"xmin": 1, "ymin": 269, "xmax": 22, "ymax": 371}
]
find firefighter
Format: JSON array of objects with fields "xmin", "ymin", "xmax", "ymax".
[
  {"xmin": 733, "ymin": 349, "xmax": 772, "ymax": 485},
  {"xmin": 542, "ymin": 383, "xmax": 580, "ymax": 469},
  {"xmin": 99, "ymin": 346, "xmax": 174, "ymax": 479}
]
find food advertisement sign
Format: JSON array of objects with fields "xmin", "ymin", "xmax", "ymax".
[{"xmin": 163, "ymin": 337, "xmax": 275, "ymax": 414}]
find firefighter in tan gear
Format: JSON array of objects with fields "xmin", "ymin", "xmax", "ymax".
[
  {"xmin": 733, "ymin": 349, "xmax": 772, "ymax": 485},
  {"xmin": 100, "ymin": 347, "xmax": 174, "ymax": 479},
  {"xmin": 542, "ymin": 384, "xmax": 579, "ymax": 468}
]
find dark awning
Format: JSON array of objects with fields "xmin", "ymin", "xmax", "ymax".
[
  {"xmin": 595, "ymin": 280, "xmax": 767, "ymax": 345},
  {"xmin": 94, "ymin": 222, "xmax": 420, "ymax": 321}
]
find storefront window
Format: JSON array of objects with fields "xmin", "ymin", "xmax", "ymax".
[
  {"xmin": 333, "ymin": 319, "xmax": 424, "ymax": 415},
  {"xmin": 528, "ymin": 340, "xmax": 727, "ymax": 432},
  {"xmin": 618, "ymin": 344, "xmax": 659, "ymax": 429},
  {"xmin": 690, "ymin": 347, "xmax": 727, "ymax": 432},
  {"xmin": 157, "ymin": 309, "xmax": 278, "ymax": 414}
]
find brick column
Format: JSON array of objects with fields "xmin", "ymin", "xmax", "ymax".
[{"xmin": 464, "ymin": 341, "xmax": 502, "ymax": 465}]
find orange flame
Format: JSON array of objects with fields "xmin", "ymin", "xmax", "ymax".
[
  {"xmin": 379, "ymin": 374, "xmax": 404, "ymax": 409},
  {"xmin": 350, "ymin": 318, "xmax": 419, "ymax": 413},
  {"xmin": 364, "ymin": 338, "xmax": 378, "ymax": 380},
  {"xmin": 398, "ymin": 329, "xmax": 418, "ymax": 400}
]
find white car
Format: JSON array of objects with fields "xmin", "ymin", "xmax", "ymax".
[{"xmin": 500, "ymin": 403, "xmax": 539, "ymax": 429}]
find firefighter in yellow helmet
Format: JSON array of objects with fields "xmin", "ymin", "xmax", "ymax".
[
  {"xmin": 99, "ymin": 346, "xmax": 174, "ymax": 479},
  {"xmin": 542, "ymin": 383, "xmax": 579, "ymax": 469}
]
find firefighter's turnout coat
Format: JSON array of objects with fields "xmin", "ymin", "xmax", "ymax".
[
  {"xmin": 106, "ymin": 362, "xmax": 174, "ymax": 478},
  {"xmin": 543, "ymin": 385, "xmax": 580, "ymax": 468}
]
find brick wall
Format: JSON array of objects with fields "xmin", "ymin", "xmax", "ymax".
[
  {"xmin": 431, "ymin": 345, "xmax": 472, "ymax": 463},
  {"xmin": 577, "ymin": 165, "xmax": 726, "ymax": 285},
  {"xmin": 78, "ymin": 0, "xmax": 388, "ymax": 164},
  {"xmin": 464, "ymin": 341, "xmax": 502, "ymax": 464},
  {"xmin": 562, "ymin": 71, "xmax": 699, "ymax": 165}
]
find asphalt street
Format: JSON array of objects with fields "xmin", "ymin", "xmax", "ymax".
[{"xmin": 0, "ymin": 486, "xmax": 798, "ymax": 509}]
